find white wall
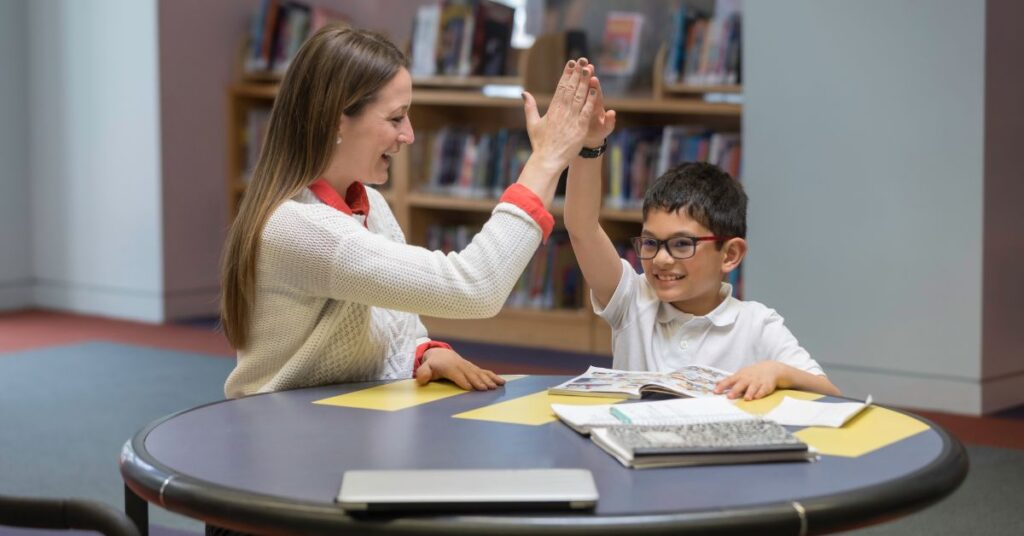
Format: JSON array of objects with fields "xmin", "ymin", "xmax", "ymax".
[
  {"xmin": 744, "ymin": 0, "xmax": 988, "ymax": 413},
  {"xmin": 0, "ymin": 0, "xmax": 33, "ymax": 311},
  {"xmin": 28, "ymin": 0, "xmax": 164, "ymax": 322}
]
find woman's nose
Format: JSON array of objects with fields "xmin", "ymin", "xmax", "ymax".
[{"xmin": 399, "ymin": 118, "xmax": 415, "ymax": 145}]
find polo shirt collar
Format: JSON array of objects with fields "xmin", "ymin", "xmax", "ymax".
[
  {"xmin": 656, "ymin": 282, "xmax": 739, "ymax": 327},
  {"xmin": 308, "ymin": 178, "xmax": 370, "ymax": 218}
]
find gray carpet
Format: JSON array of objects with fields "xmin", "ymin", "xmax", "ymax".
[
  {"xmin": 0, "ymin": 342, "xmax": 233, "ymax": 533},
  {"xmin": 2, "ymin": 341, "xmax": 1023, "ymax": 535}
]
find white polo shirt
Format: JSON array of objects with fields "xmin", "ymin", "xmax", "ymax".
[{"xmin": 594, "ymin": 259, "xmax": 825, "ymax": 376}]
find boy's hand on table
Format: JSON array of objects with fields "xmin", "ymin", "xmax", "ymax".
[
  {"xmin": 415, "ymin": 347, "xmax": 506, "ymax": 391},
  {"xmin": 714, "ymin": 361, "xmax": 785, "ymax": 401}
]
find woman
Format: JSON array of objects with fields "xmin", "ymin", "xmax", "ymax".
[{"xmin": 220, "ymin": 24, "xmax": 598, "ymax": 398}]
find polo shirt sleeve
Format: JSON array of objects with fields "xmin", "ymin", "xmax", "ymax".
[
  {"xmin": 591, "ymin": 258, "xmax": 638, "ymax": 330},
  {"xmin": 760, "ymin": 310, "xmax": 825, "ymax": 376}
]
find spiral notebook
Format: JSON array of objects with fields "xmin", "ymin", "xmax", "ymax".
[{"xmin": 551, "ymin": 396, "xmax": 750, "ymax": 435}]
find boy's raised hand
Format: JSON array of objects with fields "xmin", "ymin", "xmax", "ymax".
[
  {"xmin": 714, "ymin": 361, "xmax": 785, "ymax": 400},
  {"xmin": 576, "ymin": 58, "xmax": 616, "ymax": 147}
]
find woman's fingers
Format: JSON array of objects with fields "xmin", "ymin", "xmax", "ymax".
[
  {"xmin": 552, "ymin": 60, "xmax": 576, "ymax": 108},
  {"xmin": 559, "ymin": 60, "xmax": 582, "ymax": 109},
  {"xmin": 573, "ymin": 65, "xmax": 592, "ymax": 110},
  {"xmin": 522, "ymin": 91, "xmax": 540, "ymax": 132}
]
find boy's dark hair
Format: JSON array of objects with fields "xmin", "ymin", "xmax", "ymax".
[{"xmin": 642, "ymin": 161, "xmax": 747, "ymax": 241}]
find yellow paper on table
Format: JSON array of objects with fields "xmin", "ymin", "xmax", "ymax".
[
  {"xmin": 313, "ymin": 375, "xmax": 525, "ymax": 412},
  {"xmin": 733, "ymin": 389, "xmax": 823, "ymax": 415},
  {"xmin": 454, "ymin": 391, "xmax": 618, "ymax": 426},
  {"xmin": 794, "ymin": 406, "xmax": 929, "ymax": 458}
]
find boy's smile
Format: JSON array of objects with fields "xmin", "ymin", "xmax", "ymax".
[{"xmin": 641, "ymin": 208, "xmax": 736, "ymax": 316}]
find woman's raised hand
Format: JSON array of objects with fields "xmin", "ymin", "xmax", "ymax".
[{"xmin": 522, "ymin": 59, "xmax": 596, "ymax": 171}]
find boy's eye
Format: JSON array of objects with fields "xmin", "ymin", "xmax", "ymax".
[
  {"xmin": 668, "ymin": 238, "xmax": 695, "ymax": 249},
  {"xmin": 640, "ymin": 238, "xmax": 659, "ymax": 248}
]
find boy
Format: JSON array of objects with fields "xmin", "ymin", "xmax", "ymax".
[{"xmin": 564, "ymin": 61, "xmax": 839, "ymax": 401}]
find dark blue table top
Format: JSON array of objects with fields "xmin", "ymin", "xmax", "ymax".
[{"xmin": 120, "ymin": 375, "xmax": 967, "ymax": 535}]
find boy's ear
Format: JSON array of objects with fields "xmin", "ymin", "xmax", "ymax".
[{"xmin": 721, "ymin": 238, "xmax": 747, "ymax": 273}]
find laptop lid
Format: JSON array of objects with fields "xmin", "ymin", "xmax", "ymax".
[{"xmin": 337, "ymin": 468, "xmax": 598, "ymax": 513}]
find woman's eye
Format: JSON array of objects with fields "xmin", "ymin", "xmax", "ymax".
[{"xmin": 390, "ymin": 117, "xmax": 404, "ymax": 124}]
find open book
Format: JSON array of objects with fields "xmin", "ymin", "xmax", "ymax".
[
  {"xmin": 547, "ymin": 365, "xmax": 732, "ymax": 399},
  {"xmin": 551, "ymin": 397, "xmax": 751, "ymax": 435},
  {"xmin": 590, "ymin": 419, "xmax": 817, "ymax": 469}
]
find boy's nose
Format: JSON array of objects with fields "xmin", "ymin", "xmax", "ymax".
[{"xmin": 652, "ymin": 247, "xmax": 675, "ymax": 266}]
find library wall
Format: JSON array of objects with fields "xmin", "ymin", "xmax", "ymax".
[
  {"xmin": 744, "ymin": 0, "xmax": 990, "ymax": 413},
  {"xmin": 158, "ymin": 0, "xmax": 253, "ymax": 320},
  {"xmin": 28, "ymin": 0, "xmax": 165, "ymax": 322},
  {"xmin": 0, "ymin": 0, "xmax": 32, "ymax": 311},
  {"xmin": 982, "ymin": 0, "xmax": 1024, "ymax": 412}
]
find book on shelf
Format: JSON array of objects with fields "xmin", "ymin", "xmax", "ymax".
[
  {"xmin": 413, "ymin": 0, "xmax": 516, "ymax": 79},
  {"xmin": 245, "ymin": 0, "xmax": 348, "ymax": 76},
  {"xmin": 551, "ymin": 396, "xmax": 751, "ymax": 435},
  {"xmin": 598, "ymin": 11, "xmax": 644, "ymax": 77},
  {"xmin": 590, "ymin": 418, "xmax": 816, "ymax": 469},
  {"xmin": 604, "ymin": 126, "xmax": 742, "ymax": 210},
  {"xmin": 547, "ymin": 365, "xmax": 732, "ymax": 400}
]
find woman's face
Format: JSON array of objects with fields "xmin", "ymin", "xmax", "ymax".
[{"xmin": 335, "ymin": 67, "xmax": 415, "ymax": 185}]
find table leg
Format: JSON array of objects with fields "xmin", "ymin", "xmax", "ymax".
[{"xmin": 124, "ymin": 484, "xmax": 148, "ymax": 536}]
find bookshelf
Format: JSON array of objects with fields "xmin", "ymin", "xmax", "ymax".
[{"xmin": 226, "ymin": 33, "xmax": 742, "ymax": 355}]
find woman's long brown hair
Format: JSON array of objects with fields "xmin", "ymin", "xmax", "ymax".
[{"xmin": 221, "ymin": 25, "xmax": 406, "ymax": 349}]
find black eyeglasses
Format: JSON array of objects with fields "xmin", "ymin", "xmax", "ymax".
[{"xmin": 630, "ymin": 236, "xmax": 730, "ymax": 260}]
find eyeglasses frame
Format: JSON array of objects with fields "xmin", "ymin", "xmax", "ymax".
[{"xmin": 629, "ymin": 235, "xmax": 733, "ymax": 260}]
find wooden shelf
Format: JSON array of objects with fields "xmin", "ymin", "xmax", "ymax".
[
  {"xmin": 412, "ymin": 75, "xmax": 521, "ymax": 88},
  {"xmin": 408, "ymin": 192, "xmax": 496, "ymax": 212},
  {"xmin": 663, "ymin": 83, "xmax": 742, "ymax": 94},
  {"xmin": 421, "ymin": 307, "xmax": 594, "ymax": 352}
]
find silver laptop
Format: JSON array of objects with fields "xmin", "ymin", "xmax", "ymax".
[{"xmin": 337, "ymin": 468, "xmax": 598, "ymax": 513}]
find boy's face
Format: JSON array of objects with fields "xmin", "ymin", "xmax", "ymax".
[{"xmin": 640, "ymin": 208, "xmax": 737, "ymax": 316}]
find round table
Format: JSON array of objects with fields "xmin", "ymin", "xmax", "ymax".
[{"xmin": 120, "ymin": 375, "xmax": 967, "ymax": 535}]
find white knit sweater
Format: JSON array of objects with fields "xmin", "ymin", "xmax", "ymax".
[{"xmin": 224, "ymin": 186, "xmax": 546, "ymax": 398}]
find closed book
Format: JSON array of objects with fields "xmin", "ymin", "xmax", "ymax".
[{"xmin": 591, "ymin": 419, "xmax": 816, "ymax": 469}]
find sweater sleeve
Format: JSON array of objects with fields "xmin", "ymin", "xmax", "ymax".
[{"xmin": 260, "ymin": 196, "xmax": 544, "ymax": 319}]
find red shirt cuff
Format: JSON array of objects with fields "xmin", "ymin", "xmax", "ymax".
[
  {"xmin": 499, "ymin": 184, "xmax": 554, "ymax": 243},
  {"xmin": 414, "ymin": 340, "xmax": 453, "ymax": 374}
]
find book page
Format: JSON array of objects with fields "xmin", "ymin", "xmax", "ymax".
[
  {"xmin": 550, "ymin": 403, "xmax": 622, "ymax": 433},
  {"xmin": 609, "ymin": 397, "xmax": 750, "ymax": 425},
  {"xmin": 644, "ymin": 364, "xmax": 732, "ymax": 398},
  {"xmin": 764, "ymin": 396, "xmax": 872, "ymax": 428}
]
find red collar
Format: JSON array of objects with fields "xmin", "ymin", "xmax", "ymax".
[{"xmin": 308, "ymin": 179, "xmax": 370, "ymax": 221}]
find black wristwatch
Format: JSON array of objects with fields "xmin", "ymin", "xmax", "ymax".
[{"xmin": 579, "ymin": 139, "xmax": 607, "ymax": 159}]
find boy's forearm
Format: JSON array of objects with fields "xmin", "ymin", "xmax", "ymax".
[
  {"xmin": 780, "ymin": 365, "xmax": 842, "ymax": 397},
  {"xmin": 564, "ymin": 155, "xmax": 603, "ymax": 233}
]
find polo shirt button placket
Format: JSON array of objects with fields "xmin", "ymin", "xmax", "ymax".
[{"xmin": 679, "ymin": 339, "xmax": 689, "ymax": 350}]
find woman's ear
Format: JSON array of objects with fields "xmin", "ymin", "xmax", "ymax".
[{"xmin": 721, "ymin": 237, "xmax": 747, "ymax": 273}]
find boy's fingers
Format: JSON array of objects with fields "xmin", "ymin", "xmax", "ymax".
[{"xmin": 605, "ymin": 109, "xmax": 617, "ymax": 132}]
